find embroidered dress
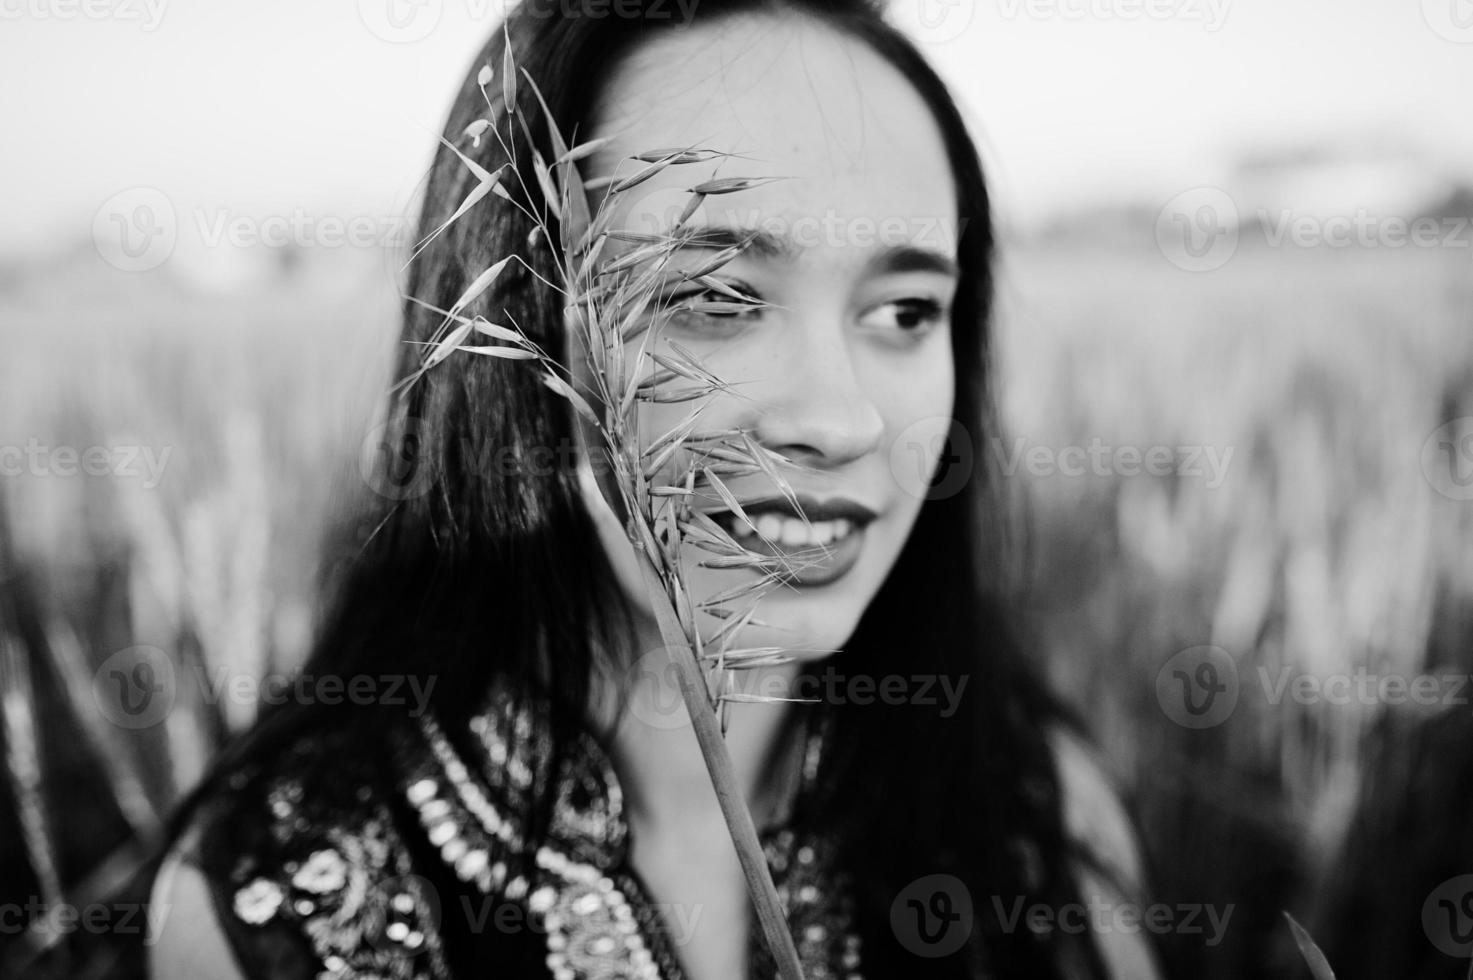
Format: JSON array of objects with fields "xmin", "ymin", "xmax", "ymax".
[{"xmin": 181, "ymin": 687, "xmax": 864, "ymax": 980}]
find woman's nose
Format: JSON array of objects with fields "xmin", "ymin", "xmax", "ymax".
[{"xmin": 750, "ymin": 324, "xmax": 885, "ymax": 468}]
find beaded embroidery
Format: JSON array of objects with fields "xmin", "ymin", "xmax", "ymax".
[
  {"xmin": 220, "ymin": 750, "xmax": 451, "ymax": 980},
  {"xmin": 223, "ymin": 688, "xmax": 862, "ymax": 979}
]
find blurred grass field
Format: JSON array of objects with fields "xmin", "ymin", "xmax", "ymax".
[
  {"xmin": 995, "ymin": 236, "xmax": 1473, "ymax": 976},
  {"xmin": 1, "ymin": 229, "xmax": 1471, "ymax": 977}
]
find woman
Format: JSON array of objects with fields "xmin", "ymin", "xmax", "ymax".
[{"xmin": 148, "ymin": 0, "xmax": 1158, "ymax": 977}]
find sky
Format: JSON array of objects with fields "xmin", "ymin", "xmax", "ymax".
[{"xmin": 2, "ymin": 0, "xmax": 1471, "ymax": 260}]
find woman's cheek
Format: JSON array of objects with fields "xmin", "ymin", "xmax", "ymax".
[{"xmin": 872, "ymin": 353, "xmax": 956, "ymax": 494}]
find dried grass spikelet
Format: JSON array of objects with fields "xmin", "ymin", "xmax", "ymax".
[{"xmin": 392, "ymin": 34, "xmax": 833, "ymax": 979}]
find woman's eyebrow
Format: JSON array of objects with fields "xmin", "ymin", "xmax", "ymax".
[
  {"xmin": 675, "ymin": 226, "xmax": 793, "ymax": 260},
  {"xmin": 870, "ymin": 244, "xmax": 960, "ymax": 279},
  {"xmin": 673, "ymin": 226, "xmax": 960, "ymax": 278}
]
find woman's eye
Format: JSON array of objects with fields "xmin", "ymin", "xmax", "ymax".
[
  {"xmin": 859, "ymin": 298, "xmax": 947, "ymax": 334},
  {"xmin": 665, "ymin": 282, "xmax": 765, "ymax": 325}
]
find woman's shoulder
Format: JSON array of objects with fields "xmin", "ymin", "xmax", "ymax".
[
  {"xmin": 148, "ymin": 717, "xmax": 452, "ymax": 980},
  {"xmin": 1047, "ymin": 724, "xmax": 1164, "ymax": 980},
  {"xmin": 149, "ymin": 833, "xmax": 253, "ymax": 980},
  {"xmin": 1048, "ymin": 726, "xmax": 1144, "ymax": 889}
]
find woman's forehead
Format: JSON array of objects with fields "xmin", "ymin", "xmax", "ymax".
[{"xmin": 586, "ymin": 11, "xmax": 957, "ymax": 238}]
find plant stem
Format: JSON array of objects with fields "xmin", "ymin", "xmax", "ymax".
[{"xmin": 635, "ymin": 556, "xmax": 805, "ymax": 980}]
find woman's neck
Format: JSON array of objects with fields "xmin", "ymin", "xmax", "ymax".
[
  {"xmin": 598, "ymin": 614, "xmax": 807, "ymax": 836},
  {"xmin": 591, "ymin": 611, "xmax": 812, "ymax": 980}
]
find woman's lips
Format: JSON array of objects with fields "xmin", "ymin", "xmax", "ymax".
[
  {"xmin": 728, "ymin": 517, "xmax": 868, "ymax": 586},
  {"xmin": 701, "ymin": 494, "xmax": 878, "ymax": 587}
]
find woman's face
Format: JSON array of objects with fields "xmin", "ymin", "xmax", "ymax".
[{"xmin": 577, "ymin": 11, "xmax": 959, "ymax": 662}]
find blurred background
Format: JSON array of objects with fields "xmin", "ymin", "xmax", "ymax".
[{"xmin": 2, "ymin": 0, "xmax": 1472, "ymax": 977}]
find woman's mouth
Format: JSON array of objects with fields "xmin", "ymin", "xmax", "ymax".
[{"xmin": 704, "ymin": 495, "xmax": 877, "ymax": 587}]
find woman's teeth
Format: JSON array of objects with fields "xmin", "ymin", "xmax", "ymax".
[{"xmin": 726, "ymin": 513, "xmax": 855, "ymax": 547}]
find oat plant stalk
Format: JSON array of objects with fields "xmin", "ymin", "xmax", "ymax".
[{"xmin": 397, "ymin": 44, "xmax": 849, "ymax": 980}]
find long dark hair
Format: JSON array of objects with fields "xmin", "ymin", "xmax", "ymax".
[{"xmin": 166, "ymin": 1, "xmax": 1112, "ymax": 976}]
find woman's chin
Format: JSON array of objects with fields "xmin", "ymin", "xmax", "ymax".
[
  {"xmin": 690, "ymin": 596, "xmax": 861, "ymax": 666},
  {"xmin": 682, "ymin": 542, "xmax": 887, "ymax": 661}
]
